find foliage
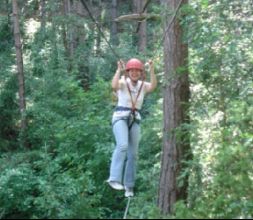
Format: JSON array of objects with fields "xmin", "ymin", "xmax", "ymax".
[
  {"xmin": 173, "ymin": 0, "xmax": 253, "ymax": 219},
  {"xmin": 0, "ymin": 0, "xmax": 252, "ymax": 219}
]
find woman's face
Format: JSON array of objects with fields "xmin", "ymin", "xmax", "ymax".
[{"xmin": 129, "ymin": 69, "xmax": 142, "ymax": 82}]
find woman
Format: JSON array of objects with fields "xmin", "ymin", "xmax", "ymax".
[{"xmin": 107, "ymin": 58, "xmax": 157, "ymax": 197}]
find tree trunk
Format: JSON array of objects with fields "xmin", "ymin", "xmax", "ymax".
[
  {"xmin": 138, "ymin": 0, "xmax": 147, "ymax": 53},
  {"xmin": 95, "ymin": 1, "xmax": 102, "ymax": 55},
  {"xmin": 68, "ymin": 0, "xmax": 75, "ymax": 58},
  {"xmin": 12, "ymin": 0, "xmax": 26, "ymax": 132},
  {"xmin": 111, "ymin": 0, "xmax": 119, "ymax": 45},
  {"xmin": 40, "ymin": 0, "xmax": 46, "ymax": 31},
  {"xmin": 133, "ymin": 0, "xmax": 147, "ymax": 53},
  {"xmin": 63, "ymin": 0, "xmax": 77, "ymax": 59},
  {"xmin": 158, "ymin": 0, "xmax": 191, "ymax": 214},
  {"xmin": 62, "ymin": 0, "xmax": 79, "ymax": 71},
  {"xmin": 62, "ymin": 0, "xmax": 69, "ymax": 57}
]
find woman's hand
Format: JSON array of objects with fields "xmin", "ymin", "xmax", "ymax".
[
  {"xmin": 112, "ymin": 60, "xmax": 125, "ymax": 91},
  {"xmin": 117, "ymin": 60, "xmax": 125, "ymax": 73},
  {"xmin": 147, "ymin": 60, "xmax": 154, "ymax": 72},
  {"xmin": 145, "ymin": 60, "xmax": 155, "ymax": 73},
  {"xmin": 145, "ymin": 59, "xmax": 157, "ymax": 93}
]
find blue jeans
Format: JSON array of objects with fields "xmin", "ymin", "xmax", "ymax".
[{"xmin": 108, "ymin": 118, "xmax": 141, "ymax": 188}]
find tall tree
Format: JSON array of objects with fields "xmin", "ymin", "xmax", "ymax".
[
  {"xmin": 63, "ymin": 0, "xmax": 76, "ymax": 59},
  {"xmin": 40, "ymin": 0, "xmax": 46, "ymax": 31},
  {"xmin": 158, "ymin": 0, "xmax": 191, "ymax": 214},
  {"xmin": 12, "ymin": 0, "xmax": 26, "ymax": 133},
  {"xmin": 0, "ymin": 0, "xmax": 8, "ymax": 16},
  {"xmin": 133, "ymin": 0, "xmax": 147, "ymax": 53},
  {"xmin": 110, "ymin": 0, "xmax": 119, "ymax": 45}
]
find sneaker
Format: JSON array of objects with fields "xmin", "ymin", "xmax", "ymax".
[
  {"xmin": 106, "ymin": 180, "xmax": 124, "ymax": 190},
  {"xmin": 125, "ymin": 187, "xmax": 134, "ymax": 197}
]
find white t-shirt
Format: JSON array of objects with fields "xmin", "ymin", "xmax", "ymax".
[{"xmin": 113, "ymin": 77, "xmax": 151, "ymax": 120}]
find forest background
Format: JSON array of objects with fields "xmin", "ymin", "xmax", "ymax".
[{"xmin": 0, "ymin": 0, "xmax": 252, "ymax": 219}]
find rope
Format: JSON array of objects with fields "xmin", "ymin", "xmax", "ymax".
[
  {"xmin": 153, "ymin": 0, "xmax": 184, "ymax": 58},
  {"xmin": 142, "ymin": 0, "xmax": 152, "ymax": 15},
  {"xmin": 123, "ymin": 197, "xmax": 131, "ymax": 219},
  {"xmin": 80, "ymin": 0, "xmax": 121, "ymax": 61}
]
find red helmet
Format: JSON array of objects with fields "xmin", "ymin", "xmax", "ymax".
[{"xmin": 126, "ymin": 58, "xmax": 144, "ymax": 71}]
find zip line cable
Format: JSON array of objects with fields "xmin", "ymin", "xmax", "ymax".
[{"xmin": 81, "ymin": 0, "xmax": 183, "ymax": 63}]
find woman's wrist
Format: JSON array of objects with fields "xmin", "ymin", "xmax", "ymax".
[{"xmin": 150, "ymin": 67, "xmax": 155, "ymax": 74}]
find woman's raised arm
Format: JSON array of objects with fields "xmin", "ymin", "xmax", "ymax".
[
  {"xmin": 112, "ymin": 60, "xmax": 125, "ymax": 91},
  {"xmin": 145, "ymin": 60, "xmax": 157, "ymax": 93}
]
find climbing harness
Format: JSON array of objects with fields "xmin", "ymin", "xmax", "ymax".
[
  {"xmin": 112, "ymin": 107, "xmax": 141, "ymax": 129},
  {"xmin": 123, "ymin": 197, "xmax": 131, "ymax": 219},
  {"xmin": 112, "ymin": 74, "xmax": 144, "ymax": 130},
  {"xmin": 112, "ymin": 58, "xmax": 145, "ymax": 130},
  {"xmin": 126, "ymin": 80, "xmax": 144, "ymax": 130}
]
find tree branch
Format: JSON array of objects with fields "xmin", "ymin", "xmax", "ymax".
[{"xmin": 115, "ymin": 13, "xmax": 160, "ymax": 22}]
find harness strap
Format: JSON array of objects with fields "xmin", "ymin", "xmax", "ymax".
[
  {"xmin": 126, "ymin": 80, "xmax": 144, "ymax": 113},
  {"xmin": 126, "ymin": 80, "xmax": 144, "ymax": 129},
  {"xmin": 112, "ymin": 117, "xmax": 141, "ymax": 129},
  {"xmin": 115, "ymin": 106, "xmax": 140, "ymax": 113}
]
